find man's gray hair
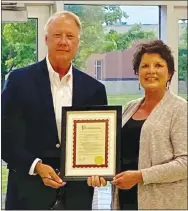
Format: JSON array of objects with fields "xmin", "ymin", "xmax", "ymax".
[{"xmin": 44, "ymin": 10, "xmax": 81, "ymax": 35}]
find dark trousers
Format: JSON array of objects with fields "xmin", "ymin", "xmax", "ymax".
[
  {"xmin": 119, "ymin": 185, "xmax": 138, "ymax": 210},
  {"xmin": 5, "ymin": 170, "xmax": 93, "ymax": 210}
]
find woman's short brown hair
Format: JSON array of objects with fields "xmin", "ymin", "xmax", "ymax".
[{"xmin": 132, "ymin": 40, "xmax": 175, "ymax": 82}]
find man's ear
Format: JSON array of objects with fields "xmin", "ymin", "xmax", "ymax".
[
  {"xmin": 78, "ymin": 37, "xmax": 80, "ymax": 48},
  {"xmin": 45, "ymin": 35, "xmax": 48, "ymax": 45}
]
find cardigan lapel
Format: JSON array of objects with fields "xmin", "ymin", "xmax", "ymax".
[
  {"xmin": 122, "ymin": 89, "xmax": 171, "ymax": 127},
  {"xmin": 142, "ymin": 89, "xmax": 170, "ymax": 124},
  {"xmin": 122, "ymin": 98, "xmax": 144, "ymax": 126}
]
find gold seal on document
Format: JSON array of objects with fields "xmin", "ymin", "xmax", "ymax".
[{"xmin": 94, "ymin": 156, "xmax": 104, "ymax": 165}]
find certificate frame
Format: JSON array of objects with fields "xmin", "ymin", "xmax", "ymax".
[{"xmin": 60, "ymin": 106, "xmax": 122, "ymax": 181}]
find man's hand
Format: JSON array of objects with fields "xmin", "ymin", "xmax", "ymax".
[
  {"xmin": 87, "ymin": 176, "xmax": 107, "ymax": 187},
  {"xmin": 111, "ymin": 170, "xmax": 143, "ymax": 190},
  {"xmin": 35, "ymin": 162, "xmax": 66, "ymax": 188}
]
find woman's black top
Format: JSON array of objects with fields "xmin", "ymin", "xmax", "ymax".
[{"xmin": 119, "ymin": 117, "xmax": 146, "ymax": 210}]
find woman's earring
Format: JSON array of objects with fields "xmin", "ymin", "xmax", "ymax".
[
  {"xmin": 139, "ymin": 82, "xmax": 141, "ymax": 90},
  {"xmin": 166, "ymin": 80, "xmax": 170, "ymax": 89}
]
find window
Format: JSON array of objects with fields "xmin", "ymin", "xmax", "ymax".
[
  {"xmin": 1, "ymin": 18, "xmax": 38, "ymax": 88},
  {"xmin": 178, "ymin": 19, "xmax": 187, "ymax": 100},
  {"xmin": 65, "ymin": 4, "xmax": 159, "ymax": 209},
  {"xmin": 65, "ymin": 4, "xmax": 159, "ymax": 110},
  {"xmin": 1, "ymin": 18, "xmax": 38, "ymax": 209},
  {"xmin": 95, "ymin": 60, "xmax": 103, "ymax": 80}
]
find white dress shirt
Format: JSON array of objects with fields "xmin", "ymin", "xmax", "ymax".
[{"xmin": 29, "ymin": 56, "xmax": 73, "ymax": 175}]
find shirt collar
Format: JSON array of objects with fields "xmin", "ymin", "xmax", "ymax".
[{"xmin": 46, "ymin": 54, "xmax": 72, "ymax": 84}]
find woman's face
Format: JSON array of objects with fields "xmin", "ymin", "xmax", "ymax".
[{"xmin": 138, "ymin": 53, "xmax": 171, "ymax": 92}]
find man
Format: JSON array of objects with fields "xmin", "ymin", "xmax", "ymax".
[{"xmin": 2, "ymin": 11, "xmax": 107, "ymax": 210}]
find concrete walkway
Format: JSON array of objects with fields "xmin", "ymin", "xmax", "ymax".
[
  {"xmin": 1, "ymin": 187, "xmax": 111, "ymax": 210},
  {"xmin": 2, "ymin": 194, "xmax": 5, "ymax": 210}
]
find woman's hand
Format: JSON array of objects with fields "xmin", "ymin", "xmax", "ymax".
[
  {"xmin": 87, "ymin": 176, "xmax": 107, "ymax": 187},
  {"xmin": 111, "ymin": 170, "xmax": 143, "ymax": 190}
]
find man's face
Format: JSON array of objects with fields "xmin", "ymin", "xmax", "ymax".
[{"xmin": 45, "ymin": 15, "xmax": 80, "ymax": 65}]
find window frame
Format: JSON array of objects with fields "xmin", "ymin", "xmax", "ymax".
[
  {"xmin": 62, "ymin": 1, "xmax": 187, "ymax": 94},
  {"xmin": 95, "ymin": 60, "xmax": 103, "ymax": 80}
]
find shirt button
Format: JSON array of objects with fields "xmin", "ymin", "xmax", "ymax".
[{"xmin": 56, "ymin": 143, "xmax": 60, "ymax": 148}]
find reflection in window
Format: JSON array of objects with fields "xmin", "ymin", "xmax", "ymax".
[
  {"xmin": 1, "ymin": 18, "xmax": 37, "ymax": 209},
  {"xmin": 66, "ymin": 5, "xmax": 159, "ymax": 109},
  {"xmin": 178, "ymin": 20, "xmax": 187, "ymax": 100},
  {"xmin": 66, "ymin": 5, "xmax": 159, "ymax": 209},
  {"xmin": 1, "ymin": 19, "xmax": 37, "ymax": 88}
]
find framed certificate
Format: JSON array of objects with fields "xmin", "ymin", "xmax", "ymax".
[{"xmin": 60, "ymin": 106, "xmax": 122, "ymax": 181}]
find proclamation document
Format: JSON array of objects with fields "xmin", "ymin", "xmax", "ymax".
[{"xmin": 60, "ymin": 106, "xmax": 121, "ymax": 181}]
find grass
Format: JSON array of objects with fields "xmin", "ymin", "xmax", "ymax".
[
  {"xmin": 108, "ymin": 94, "xmax": 143, "ymax": 109},
  {"xmin": 108, "ymin": 93, "xmax": 187, "ymax": 109},
  {"xmin": 1, "ymin": 92, "xmax": 187, "ymax": 196},
  {"xmin": 2, "ymin": 165, "xmax": 8, "ymax": 194}
]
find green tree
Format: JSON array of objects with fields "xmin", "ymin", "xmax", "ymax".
[
  {"xmin": 179, "ymin": 24, "xmax": 187, "ymax": 48},
  {"xmin": 65, "ymin": 5, "xmax": 129, "ymax": 26},
  {"xmin": 65, "ymin": 5, "xmax": 106, "ymax": 70},
  {"xmin": 104, "ymin": 6, "xmax": 129, "ymax": 25},
  {"xmin": 64, "ymin": 5, "xmax": 84, "ymax": 17},
  {"xmin": 2, "ymin": 19, "xmax": 37, "ymax": 83},
  {"xmin": 179, "ymin": 49, "xmax": 188, "ymax": 80},
  {"xmin": 64, "ymin": 5, "xmax": 130, "ymax": 70},
  {"xmin": 105, "ymin": 24, "xmax": 157, "ymax": 51},
  {"xmin": 178, "ymin": 25, "xmax": 187, "ymax": 85},
  {"xmin": 2, "ymin": 5, "xmax": 158, "ymax": 78},
  {"xmin": 63, "ymin": 5, "xmax": 157, "ymax": 70}
]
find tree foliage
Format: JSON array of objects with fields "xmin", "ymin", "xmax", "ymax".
[
  {"xmin": 178, "ymin": 26, "xmax": 188, "ymax": 84},
  {"xmin": 1, "ymin": 6, "xmax": 187, "ymax": 83},
  {"xmin": 105, "ymin": 24, "xmax": 157, "ymax": 52},
  {"xmin": 65, "ymin": 5, "xmax": 106, "ymax": 70},
  {"xmin": 2, "ymin": 19, "xmax": 37, "ymax": 77},
  {"xmin": 179, "ymin": 49, "xmax": 188, "ymax": 81},
  {"xmin": 64, "ymin": 5, "xmax": 156, "ymax": 70},
  {"xmin": 104, "ymin": 5, "xmax": 129, "ymax": 25}
]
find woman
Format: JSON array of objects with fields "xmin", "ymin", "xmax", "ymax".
[{"xmin": 88, "ymin": 40, "xmax": 187, "ymax": 210}]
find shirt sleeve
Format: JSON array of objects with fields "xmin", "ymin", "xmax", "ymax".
[{"xmin": 29, "ymin": 158, "xmax": 42, "ymax": 175}]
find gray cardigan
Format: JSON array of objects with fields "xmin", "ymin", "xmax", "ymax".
[{"xmin": 112, "ymin": 90, "xmax": 187, "ymax": 209}]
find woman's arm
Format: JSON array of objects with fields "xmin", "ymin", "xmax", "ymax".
[{"xmin": 141, "ymin": 102, "xmax": 187, "ymax": 185}]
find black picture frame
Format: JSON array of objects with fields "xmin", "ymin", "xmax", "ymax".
[{"xmin": 60, "ymin": 105, "xmax": 122, "ymax": 181}]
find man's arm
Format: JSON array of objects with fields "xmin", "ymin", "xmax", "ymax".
[
  {"xmin": 141, "ymin": 103, "xmax": 187, "ymax": 184},
  {"xmin": 98, "ymin": 84, "xmax": 108, "ymax": 105},
  {"xmin": 2, "ymin": 71, "xmax": 37, "ymax": 173},
  {"xmin": 87, "ymin": 84, "xmax": 108, "ymax": 106},
  {"xmin": 2, "ymin": 71, "xmax": 67, "ymax": 188}
]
